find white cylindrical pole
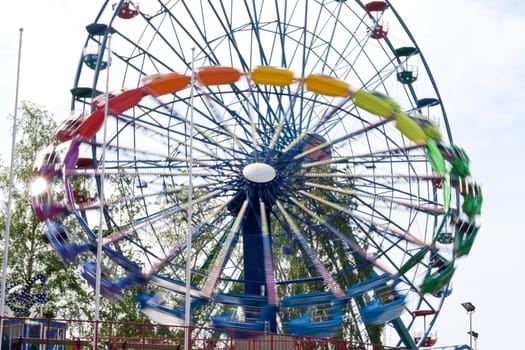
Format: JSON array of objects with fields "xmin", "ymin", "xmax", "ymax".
[
  {"xmin": 468, "ymin": 312, "xmax": 473, "ymax": 350},
  {"xmin": 94, "ymin": 33, "xmax": 112, "ymax": 350},
  {"xmin": 0, "ymin": 27, "xmax": 24, "ymax": 345},
  {"xmin": 184, "ymin": 47, "xmax": 196, "ymax": 350}
]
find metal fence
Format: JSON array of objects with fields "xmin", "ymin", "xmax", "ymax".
[{"xmin": 0, "ymin": 317, "xmax": 395, "ymax": 350}]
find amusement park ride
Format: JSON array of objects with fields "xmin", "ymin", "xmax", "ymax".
[{"xmin": 28, "ymin": 0, "xmax": 482, "ymax": 349}]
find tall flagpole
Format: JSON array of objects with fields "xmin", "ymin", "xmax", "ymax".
[
  {"xmin": 0, "ymin": 26, "xmax": 24, "ymax": 345},
  {"xmin": 94, "ymin": 33, "xmax": 112, "ymax": 350},
  {"xmin": 184, "ymin": 47, "xmax": 196, "ymax": 350}
]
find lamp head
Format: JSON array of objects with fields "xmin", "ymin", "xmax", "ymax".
[{"xmin": 461, "ymin": 302, "xmax": 476, "ymax": 312}]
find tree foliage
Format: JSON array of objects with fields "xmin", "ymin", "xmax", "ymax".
[{"xmin": 0, "ymin": 102, "xmax": 144, "ymax": 324}]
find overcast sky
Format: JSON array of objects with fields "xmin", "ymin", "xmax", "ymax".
[{"xmin": 1, "ymin": 1, "xmax": 524, "ymax": 348}]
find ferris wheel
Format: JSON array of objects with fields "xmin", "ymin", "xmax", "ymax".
[{"xmin": 31, "ymin": 0, "xmax": 482, "ymax": 348}]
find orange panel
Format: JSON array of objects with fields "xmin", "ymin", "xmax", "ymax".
[
  {"xmin": 143, "ymin": 72, "xmax": 191, "ymax": 96},
  {"xmin": 197, "ymin": 66, "xmax": 241, "ymax": 86}
]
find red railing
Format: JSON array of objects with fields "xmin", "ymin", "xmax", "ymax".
[{"xmin": 0, "ymin": 316, "xmax": 399, "ymax": 350}]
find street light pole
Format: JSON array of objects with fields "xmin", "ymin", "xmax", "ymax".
[
  {"xmin": 468, "ymin": 311, "xmax": 473, "ymax": 349},
  {"xmin": 1, "ymin": 27, "xmax": 24, "ymax": 350},
  {"xmin": 461, "ymin": 302, "xmax": 476, "ymax": 349},
  {"xmin": 184, "ymin": 46, "xmax": 196, "ymax": 350},
  {"xmin": 468, "ymin": 331, "xmax": 479, "ymax": 350}
]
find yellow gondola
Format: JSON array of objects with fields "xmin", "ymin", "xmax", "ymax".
[
  {"xmin": 304, "ymin": 73, "xmax": 350, "ymax": 97},
  {"xmin": 251, "ymin": 66, "xmax": 295, "ymax": 86}
]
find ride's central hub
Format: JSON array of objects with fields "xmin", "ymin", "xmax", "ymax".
[{"xmin": 242, "ymin": 162, "xmax": 276, "ymax": 183}]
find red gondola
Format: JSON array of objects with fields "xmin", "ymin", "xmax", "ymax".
[
  {"xmin": 365, "ymin": 1, "xmax": 387, "ymax": 12},
  {"xmin": 92, "ymin": 87, "xmax": 147, "ymax": 115},
  {"xmin": 366, "ymin": 1, "xmax": 388, "ymax": 39},
  {"xmin": 113, "ymin": 1, "xmax": 139, "ymax": 19},
  {"xmin": 55, "ymin": 112, "xmax": 84, "ymax": 143}
]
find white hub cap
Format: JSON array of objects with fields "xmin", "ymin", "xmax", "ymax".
[{"xmin": 242, "ymin": 163, "xmax": 276, "ymax": 183}]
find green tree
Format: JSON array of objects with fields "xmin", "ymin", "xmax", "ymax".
[
  {"xmin": 0, "ymin": 101, "xmax": 92, "ymax": 319},
  {"xmin": 0, "ymin": 101, "xmax": 145, "ymax": 325}
]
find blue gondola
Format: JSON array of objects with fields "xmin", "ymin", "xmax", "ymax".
[
  {"xmin": 137, "ymin": 293, "xmax": 202, "ymax": 326},
  {"xmin": 212, "ymin": 312, "xmax": 266, "ymax": 338},
  {"xmin": 361, "ymin": 294, "xmax": 406, "ymax": 325},
  {"xmin": 151, "ymin": 275, "xmax": 202, "ymax": 299},
  {"xmin": 85, "ymin": 23, "xmax": 113, "ymax": 36},
  {"xmin": 103, "ymin": 247, "xmax": 142, "ymax": 274},
  {"xmin": 212, "ymin": 305, "xmax": 275, "ymax": 338},
  {"xmin": 80, "ymin": 261, "xmax": 125, "ymax": 299},
  {"xmin": 284, "ymin": 299, "xmax": 343, "ymax": 338},
  {"xmin": 346, "ymin": 273, "xmax": 391, "ymax": 298},
  {"xmin": 46, "ymin": 220, "xmax": 79, "ymax": 264},
  {"xmin": 214, "ymin": 292, "xmax": 267, "ymax": 307},
  {"xmin": 81, "ymin": 260, "xmax": 145, "ymax": 300},
  {"xmin": 416, "ymin": 97, "xmax": 440, "ymax": 108},
  {"xmin": 281, "ymin": 291, "xmax": 335, "ymax": 307}
]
